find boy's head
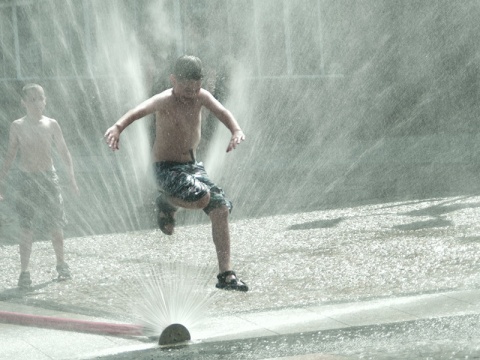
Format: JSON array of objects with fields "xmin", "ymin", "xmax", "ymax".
[
  {"xmin": 171, "ymin": 56, "xmax": 203, "ymax": 100},
  {"xmin": 21, "ymin": 83, "xmax": 44, "ymax": 100},
  {"xmin": 173, "ymin": 55, "xmax": 203, "ymax": 81},
  {"xmin": 21, "ymin": 83, "xmax": 46, "ymax": 115}
]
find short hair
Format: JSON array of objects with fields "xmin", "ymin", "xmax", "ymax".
[
  {"xmin": 173, "ymin": 55, "xmax": 203, "ymax": 80},
  {"xmin": 21, "ymin": 83, "xmax": 43, "ymax": 99}
]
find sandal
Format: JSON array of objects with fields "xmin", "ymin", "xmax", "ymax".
[
  {"xmin": 216, "ymin": 270, "xmax": 249, "ymax": 292},
  {"xmin": 156, "ymin": 196, "xmax": 177, "ymax": 235}
]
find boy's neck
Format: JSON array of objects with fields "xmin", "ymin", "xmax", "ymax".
[
  {"xmin": 25, "ymin": 113, "xmax": 43, "ymax": 122},
  {"xmin": 172, "ymin": 89, "xmax": 196, "ymax": 105}
]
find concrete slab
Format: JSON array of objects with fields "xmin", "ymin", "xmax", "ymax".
[
  {"xmin": 1, "ymin": 289, "xmax": 480, "ymax": 360},
  {"xmin": 1, "ymin": 331, "xmax": 52, "ymax": 360},
  {"xmin": 0, "ymin": 301, "xmax": 146, "ymax": 360},
  {"xmin": 238, "ymin": 308, "xmax": 348, "ymax": 334},
  {"xmin": 325, "ymin": 304, "xmax": 417, "ymax": 327},
  {"xmin": 445, "ymin": 289, "xmax": 480, "ymax": 305},
  {"xmin": 264, "ymin": 355, "xmax": 350, "ymax": 360},
  {"xmin": 388, "ymin": 293, "xmax": 475, "ymax": 318},
  {"xmin": 192, "ymin": 314, "xmax": 278, "ymax": 342}
]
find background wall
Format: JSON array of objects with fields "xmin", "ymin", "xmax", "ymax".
[
  {"xmin": 1, "ymin": 0, "xmax": 480, "ymax": 240},
  {"xmin": 225, "ymin": 0, "xmax": 480, "ymax": 217}
]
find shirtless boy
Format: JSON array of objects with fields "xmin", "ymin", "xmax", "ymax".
[
  {"xmin": 104, "ymin": 55, "xmax": 248, "ymax": 291},
  {"xmin": 0, "ymin": 84, "xmax": 79, "ymax": 288}
]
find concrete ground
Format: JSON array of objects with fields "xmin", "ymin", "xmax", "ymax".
[
  {"xmin": 1, "ymin": 289, "xmax": 480, "ymax": 359},
  {"xmin": 0, "ymin": 195, "xmax": 480, "ymax": 359}
]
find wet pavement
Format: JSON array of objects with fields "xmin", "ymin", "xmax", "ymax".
[{"xmin": 0, "ymin": 195, "xmax": 480, "ymax": 359}]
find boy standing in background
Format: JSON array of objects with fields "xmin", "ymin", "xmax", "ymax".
[{"xmin": 0, "ymin": 84, "xmax": 79, "ymax": 288}]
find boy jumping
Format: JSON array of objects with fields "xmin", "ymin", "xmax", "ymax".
[{"xmin": 104, "ymin": 55, "xmax": 248, "ymax": 291}]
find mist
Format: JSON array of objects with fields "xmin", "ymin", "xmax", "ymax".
[{"xmin": 1, "ymin": 0, "xmax": 480, "ymax": 237}]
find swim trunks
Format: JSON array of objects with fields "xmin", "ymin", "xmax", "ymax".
[
  {"xmin": 15, "ymin": 171, "xmax": 67, "ymax": 230},
  {"xmin": 153, "ymin": 161, "xmax": 232, "ymax": 214}
]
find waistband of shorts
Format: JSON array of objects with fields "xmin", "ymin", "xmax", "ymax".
[{"xmin": 154, "ymin": 160, "xmax": 196, "ymax": 168}]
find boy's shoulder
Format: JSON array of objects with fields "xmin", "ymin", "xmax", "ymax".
[
  {"xmin": 38, "ymin": 116, "xmax": 59, "ymax": 129},
  {"xmin": 14, "ymin": 116, "xmax": 56, "ymax": 123},
  {"xmin": 198, "ymin": 88, "xmax": 215, "ymax": 103},
  {"xmin": 12, "ymin": 116, "xmax": 26, "ymax": 125},
  {"xmin": 150, "ymin": 88, "xmax": 173, "ymax": 105},
  {"xmin": 40, "ymin": 116, "xmax": 57, "ymax": 124},
  {"xmin": 155, "ymin": 88, "xmax": 173, "ymax": 98},
  {"xmin": 11, "ymin": 117, "xmax": 27, "ymax": 131},
  {"xmin": 13, "ymin": 117, "xmax": 58, "ymax": 131}
]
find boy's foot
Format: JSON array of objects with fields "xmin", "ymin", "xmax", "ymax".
[
  {"xmin": 156, "ymin": 196, "xmax": 177, "ymax": 235},
  {"xmin": 216, "ymin": 270, "xmax": 249, "ymax": 292},
  {"xmin": 18, "ymin": 271, "xmax": 32, "ymax": 289},
  {"xmin": 56, "ymin": 263, "xmax": 72, "ymax": 281}
]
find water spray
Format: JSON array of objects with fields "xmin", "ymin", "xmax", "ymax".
[
  {"xmin": 0, "ymin": 263, "xmax": 216, "ymax": 347},
  {"xmin": 125, "ymin": 262, "xmax": 218, "ymax": 346}
]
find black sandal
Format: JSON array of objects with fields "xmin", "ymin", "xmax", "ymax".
[
  {"xmin": 216, "ymin": 270, "xmax": 249, "ymax": 292},
  {"xmin": 156, "ymin": 196, "xmax": 177, "ymax": 235}
]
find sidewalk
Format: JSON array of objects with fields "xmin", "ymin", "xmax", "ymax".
[{"xmin": 1, "ymin": 289, "xmax": 480, "ymax": 360}]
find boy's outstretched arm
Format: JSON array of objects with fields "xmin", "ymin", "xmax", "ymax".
[
  {"xmin": 0, "ymin": 122, "xmax": 19, "ymax": 200},
  {"xmin": 226, "ymin": 128, "xmax": 246, "ymax": 153},
  {"xmin": 202, "ymin": 91, "xmax": 245, "ymax": 152},
  {"xmin": 104, "ymin": 95, "xmax": 161, "ymax": 151}
]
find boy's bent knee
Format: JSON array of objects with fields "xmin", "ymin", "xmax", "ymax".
[
  {"xmin": 208, "ymin": 205, "xmax": 230, "ymax": 219},
  {"xmin": 204, "ymin": 199, "xmax": 233, "ymax": 215},
  {"xmin": 196, "ymin": 192, "xmax": 211, "ymax": 209},
  {"xmin": 168, "ymin": 192, "xmax": 210, "ymax": 210}
]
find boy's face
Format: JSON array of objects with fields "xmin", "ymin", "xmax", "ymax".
[
  {"xmin": 171, "ymin": 76, "xmax": 202, "ymax": 100},
  {"xmin": 22, "ymin": 88, "xmax": 46, "ymax": 115}
]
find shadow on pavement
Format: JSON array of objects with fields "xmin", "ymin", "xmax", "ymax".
[
  {"xmin": 0, "ymin": 280, "xmax": 56, "ymax": 301},
  {"xmin": 287, "ymin": 217, "xmax": 344, "ymax": 231}
]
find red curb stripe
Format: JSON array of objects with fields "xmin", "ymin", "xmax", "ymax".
[{"xmin": 0, "ymin": 310, "xmax": 143, "ymax": 336}]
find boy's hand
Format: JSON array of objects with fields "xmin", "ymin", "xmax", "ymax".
[
  {"xmin": 104, "ymin": 124, "xmax": 122, "ymax": 151},
  {"xmin": 227, "ymin": 130, "xmax": 245, "ymax": 152}
]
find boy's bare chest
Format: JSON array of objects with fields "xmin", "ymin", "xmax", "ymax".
[
  {"xmin": 18, "ymin": 124, "xmax": 52, "ymax": 148},
  {"xmin": 162, "ymin": 104, "xmax": 201, "ymax": 129}
]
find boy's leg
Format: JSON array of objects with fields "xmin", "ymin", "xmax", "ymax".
[
  {"xmin": 155, "ymin": 161, "xmax": 211, "ymax": 234},
  {"xmin": 157, "ymin": 193, "xmax": 211, "ymax": 235},
  {"xmin": 209, "ymin": 205, "xmax": 232, "ymax": 274},
  {"xmin": 209, "ymin": 205, "xmax": 248, "ymax": 291},
  {"xmin": 51, "ymin": 227, "xmax": 65, "ymax": 265},
  {"xmin": 164, "ymin": 191, "xmax": 234, "ymax": 272},
  {"xmin": 19, "ymin": 229, "xmax": 34, "ymax": 272},
  {"xmin": 18, "ymin": 228, "xmax": 34, "ymax": 288},
  {"xmin": 51, "ymin": 227, "xmax": 71, "ymax": 280},
  {"xmin": 167, "ymin": 192, "xmax": 210, "ymax": 210},
  {"xmin": 16, "ymin": 175, "xmax": 38, "ymax": 287}
]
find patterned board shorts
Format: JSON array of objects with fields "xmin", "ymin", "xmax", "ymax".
[
  {"xmin": 16, "ymin": 171, "xmax": 67, "ymax": 230},
  {"xmin": 153, "ymin": 161, "xmax": 232, "ymax": 215}
]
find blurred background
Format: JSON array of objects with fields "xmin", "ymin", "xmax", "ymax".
[{"xmin": 1, "ymin": 0, "xmax": 480, "ymax": 240}]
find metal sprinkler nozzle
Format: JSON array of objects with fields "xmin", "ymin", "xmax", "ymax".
[{"xmin": 158, "ymin": 323, "xmax": 191, "ymax": 345}]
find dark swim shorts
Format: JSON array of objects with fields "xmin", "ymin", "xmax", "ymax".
[
  {"xmin": 153, "ymin": 161, "xmax": 232, "ymax": 215},
  {"xmin": 15, "ymin": 171, "xmax": 67, "ymax": 230}
]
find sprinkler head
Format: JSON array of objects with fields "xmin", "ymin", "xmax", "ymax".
[{"xmin": 158, "ymin": 323, "xmax": 191, "ymax": 345}]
